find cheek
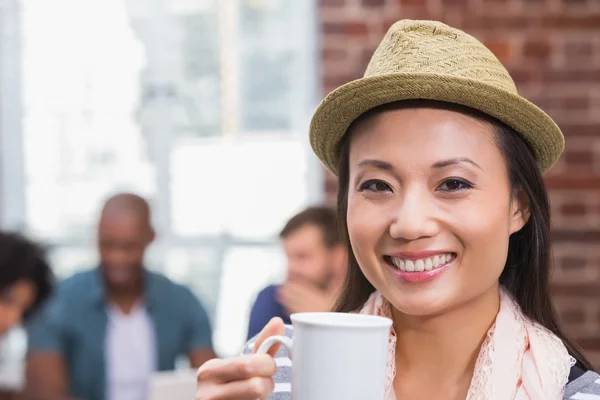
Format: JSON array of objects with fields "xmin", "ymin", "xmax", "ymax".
[
  {"xmin": 347, "ymin": 195, "xmax": 388, "ymax": 269},
  {"xmin": 453, "ymin": 196, "xmax": 512, "ymax": 276}
]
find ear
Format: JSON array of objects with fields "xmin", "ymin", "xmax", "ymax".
[
  {"xmin": 146, "ymin": 226, "xmax": 156, "ymax": 245},
  {"xmin": 509, "ymin": 188, "xmax": 530, "ymax": 235}
]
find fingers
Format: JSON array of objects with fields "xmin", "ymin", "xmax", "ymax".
[
  {"xmin": 196, "ymin": 317, "xmax": 285, "ymax": 399},
  {"xmin": 253, "ymin": 317, "xmax": 285, "ymax": 357},
  {"xmin": 196, "ymin": 355, "xmax": 276, "ymax": 383},
  {"xmin": 196, "ymin": 375, "xmax": 274, "ymax": 400},
  {"xmin": 196, "ymin": 355, "xmax": 277, "ymax": 399}
]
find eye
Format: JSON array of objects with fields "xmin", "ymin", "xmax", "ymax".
[
  {"xmin": 359, "ymin": 179, "xmax": 392, "ymax": 193},
  {"xmin": 437, "ymin": 178, "xmax": 473, "ymax": 192}
]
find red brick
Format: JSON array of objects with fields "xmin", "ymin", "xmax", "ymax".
[
  {"xmin": 483, "ymin": 40, "xmax": 513, "ymax": 63},
  {"xmin": 552, "ymin": 283, "xmax": 600, "ymax": 297},
  {"xmin": 560, "ymin": 203, "xmax": 588, "ymax": 217},
  {"xmin": 540, "ymin": 68, "xmax": 600, "ymax": 83},
  {"xmin": 396, "ymin": 0, "xmax": 429, "ymax": 6},
  {"xmin": 562, "ymin": 0, "xmax": 596, "ymax": 7},
  {"xmin": 319, "ymin": 0, "xmax": 347, "ymax": 7},
  {"xmin": 541, "ymin": 15, "xmax": 600, "ymax": 29},
  {"xmin": 559, "ymin": 255, "xmax": 588, "ymax": 269},
  {"xmin": 523, "ymin": 39, "xmax": 552, "ymax": 61},
  {"xmin": 441, "ymin": 0, "xmax": 469, "ymax": 8},
  {"xmin": 560, "ymin": 309, "xmax": 586, "ymax": 324},
  {"xmin": 461, "ymin": 15, "xmax": 531, "ymax": 29},
  {"xmin": 362, "ymin": 0, "xmax": 386, "ymax": 6},
  {"xmin": 348, "ymin": 21, "xmax": 370, "ymax": 36},
  {"xmin": 563, "ymin": 38, "xmax": 594, "ymax": 59},
  {"xmin": 564, "ymin": 149, "xmax": 594, "ymax": 168},
  {"xmin": 323, "ymin": 45, "xmax": 348, "ymax": 62},
  {"xmin": 509, "ymin": 67, "xmax": 536, "ymax": 85},
  {"xmin": 576, "ymin": 338, "xmax": 600, "ymax": 352},
  {"xmin": 322, "ymin": 21, "xmax": 347, "ymax": 35},
  {"xmin": 561, "ymin": 123, "xmax": 600, "ymax": 138},
  {"xmin": 552, "ymin": 229, "xmax": 600, "ymax": 243},
  {"xmin": 545, "ymin": 176, "xmax": 600, "ymax": 189}
]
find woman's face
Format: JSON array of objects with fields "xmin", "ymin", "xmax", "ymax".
[
  {"xmin": 347, "ymin": 107, "xmax": 528, "ymax": 317},
  {"xmin": 0, "ymin": 280, "xmax": 36, "ymax": 335}
]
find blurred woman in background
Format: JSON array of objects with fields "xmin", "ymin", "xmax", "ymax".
[{"xmin": 0, "ymin": 231, "xmax": 53, "ymax": 335}]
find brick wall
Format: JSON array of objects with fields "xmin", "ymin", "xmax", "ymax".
[{"xmin": 318, "ymin": 0, "xmax": 600, "ymax": 367}]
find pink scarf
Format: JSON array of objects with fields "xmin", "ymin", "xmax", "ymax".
[{"xmin": 359, "ymin": 288, "xmax": 574, "ymax": 399}]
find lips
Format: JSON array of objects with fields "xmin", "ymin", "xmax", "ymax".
[
  {"xmin": 383, "ymin": 252, "xmax": 457, "ymax": 283},
  {"xmin": 386, "ymin": 253, "xmax": 454, "ymax": 272}
]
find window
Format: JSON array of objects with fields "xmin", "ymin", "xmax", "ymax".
[{"xmin": 0, "ymin": 0, "xmax": 320, "ymax": 359}]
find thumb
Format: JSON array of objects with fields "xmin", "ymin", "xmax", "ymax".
[{"xmin": 253, "ymin": 317, "xmax": 285, "ymax": 357}]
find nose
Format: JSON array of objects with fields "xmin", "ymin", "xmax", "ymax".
[{"xmin": 389, "ymin": 187, "xmax": 439, "ymax": 241}]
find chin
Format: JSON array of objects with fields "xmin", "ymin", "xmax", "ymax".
[{"xmin": 383, "ymin": 289, "xmax": 454, "ymax": 317}]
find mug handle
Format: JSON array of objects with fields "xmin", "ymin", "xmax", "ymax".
[{"xmin": 256, "ymin": 335, "xmax": 293, "ymax": 357}]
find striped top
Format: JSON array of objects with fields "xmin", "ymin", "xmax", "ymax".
[{"xmin": 244, "ymin": 325, "xmax": 600, "ymax": 400}]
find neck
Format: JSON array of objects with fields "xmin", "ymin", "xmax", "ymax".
[
  {"xmin": 105, "ymin": 278, "xmax": 144, "ymax": 314},
  {"xmin": 391, "ymin": 286, "xmax": 500, "ymax": 390}
]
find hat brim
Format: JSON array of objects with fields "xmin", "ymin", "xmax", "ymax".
[{"xmin": 309, "ymin": 73, "xmax": 564, "ymax": 175}]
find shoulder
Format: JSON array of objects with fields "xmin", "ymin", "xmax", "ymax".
[
  {"xmin": 257, "ymin": 285, "xmax": 279, "ymax": 298},
  {"xmin": 147, "ymin": 271, "xmax": 206, "ymax": 308},
  {"xmin": 51, "ymin": 269, "xmax": 99, "ymax": 304},
  {"xmin": 243, "ymin": 325, "xmax": 293, "ymax": 399},
  {"xmin": 252, "ymin": 285, "xmax": 280, "ymax": 306},
  {"xmin": 564, "ymin": 370, "xmax": 600, "ymax": 399},
  {"xmin": 147, "ymin": 270, "xmax": 186, "ymax": 296},
  {"xmin": 26, "ymin": 270, "xmax": 97, "ymax": 333},
  {"xmin": 249, "ymin": 285, "xmax": 280, "ymax": 312}
]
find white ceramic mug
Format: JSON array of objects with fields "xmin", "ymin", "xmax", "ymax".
[{"xmin": 257, "ymin": 312, "xmax": 392, "ymax": 400}]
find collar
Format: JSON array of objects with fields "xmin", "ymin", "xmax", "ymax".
[{"xmin": 90, "ymin": 267, "xmax": 159, "ymax": 310}]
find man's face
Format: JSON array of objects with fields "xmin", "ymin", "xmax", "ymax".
[
  {"xmin": 97, "ymin": 215, "xmax": 152, "ymax": 289},
  {"xmin": 282, "ymin": 224, "xmax": 334, "ymax": 288}
]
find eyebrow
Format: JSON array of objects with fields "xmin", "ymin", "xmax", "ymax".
[
  {"xmin": 356, "ymin": 159, "xmax": 394, "ymax": 170},
  {"xmin": 432, "ymin": 157, "xmax": 483, "ymax": 171},
  {"xmin": 356, "ymin": 157, "xmax": 483, "ymax": 171}
]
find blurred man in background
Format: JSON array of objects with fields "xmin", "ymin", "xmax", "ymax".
[
  {"xmin": 25, "ymin": 193, "xmax": 215, "ymax": 400},
  {"xmin": 247, "ymin": 206, "xmax": 347, "ymax": 339}
]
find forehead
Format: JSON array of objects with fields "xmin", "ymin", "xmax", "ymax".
[
  {"xmin": 283, "ymin": 224, "xmax": 325, "ymax": 246},
  {"xmin": 98, "ymin": 215, "xmax": 147, "ymax": 238},
  {"xmin": 348, "ymin": 107, "xmax": 501, "ymax": 170}
]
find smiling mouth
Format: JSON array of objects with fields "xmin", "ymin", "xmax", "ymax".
[{"xmin": 384, "ymin": 253, "xmax": 456, "ymax": 272}]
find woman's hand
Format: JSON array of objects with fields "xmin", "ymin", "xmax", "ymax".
[{"xmin": 196, "ymin": 317, "xmax": 285, "ymax": 400}]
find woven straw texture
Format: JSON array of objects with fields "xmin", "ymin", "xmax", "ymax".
[{"xmin": 309, "ymin": 19, "xmax": 564, "ymax": 175}]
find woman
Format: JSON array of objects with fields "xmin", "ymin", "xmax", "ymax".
[
  {"xmin": 196, "ymin": 20, "xmax": 600, "ymax": 399},
  {"xmin": 0, "ymin": 231, "xmax": 53, "ymax": 336},
  {"xmin": 0, "ymin": 231, "xmax": 53, "ymax": 400}
]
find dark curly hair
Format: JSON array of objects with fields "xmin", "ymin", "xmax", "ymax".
[{"xmin": 0, "ymin": 231, "xmax": 54, "ymax": 321}]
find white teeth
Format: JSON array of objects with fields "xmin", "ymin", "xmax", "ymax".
[
  {"xmin": 390, "ymin": 253, "xmax": 454, "ymax": 272},
  {"xmin": 425, "ymin": 258, "xmax": 433, "ymax": 271},
  {"xmin": 415, "ymin": 259, "xmax": 424, "ymax": 272}
]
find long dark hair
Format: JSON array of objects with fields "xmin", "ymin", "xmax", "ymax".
[
  {"xmin": 334, "ymin": 99, "xmax": 593, "ymax": 370},
  {"xmin": 0, "ymin": 231, "xmax": 54, "ymax": 321}
]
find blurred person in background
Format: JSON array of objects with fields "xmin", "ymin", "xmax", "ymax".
[
  {"xmin": 0, "ymin": 232, "xmax": 53, "ymax": 400},
  {"xmin": 0, "ymin": 232, "xmax": 53, "ymax": 337},
  {"xmin": 247, "ymin": 206, "xmax": 347, "ymax": 339},
  {"xmin": 25, "ymin": 193, "xmax": 215, "ymax": 400}
]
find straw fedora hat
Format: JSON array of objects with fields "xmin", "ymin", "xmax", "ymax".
[{"xmin": 309, "ymin": 19, "xmax": 564, "ymax": 175}]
